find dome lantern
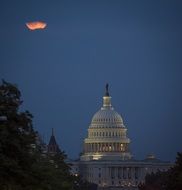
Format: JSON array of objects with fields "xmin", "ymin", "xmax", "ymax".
[{"xmin": 102, "ymin": 83, "xmax": 112, "ymax": 110}]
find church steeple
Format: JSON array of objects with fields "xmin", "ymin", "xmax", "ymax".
[
  {"xmin": 47, "ymin": 128, "xmax": 60, "ymax": 155},
  {"xmin": 52, "ymin": 128, "xmax": 54, "ymax": 136}
]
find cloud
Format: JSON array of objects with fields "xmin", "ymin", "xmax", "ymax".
[{"xmin": 26, "ymin": 21, "xmax": 47, "ymax": 30}]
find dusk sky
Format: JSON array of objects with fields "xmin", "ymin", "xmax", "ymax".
[{"xmin": 1, "ymin": 0, "xmax": 182, "ymax": 161}]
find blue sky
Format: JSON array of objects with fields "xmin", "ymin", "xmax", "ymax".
[{"xmin": 1, "ymin": 0, "xmax": 182, "ymax": 161}]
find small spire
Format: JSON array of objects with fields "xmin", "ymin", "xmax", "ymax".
[
  {"xmin": 105, "ymin": 83, "xmax": 110, "ymax": 96},
  {"xmin": 52, "ymin": 128, "xmax": 54, "ymax": 136}
]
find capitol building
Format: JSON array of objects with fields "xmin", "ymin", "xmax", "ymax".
[{"xmin": 70, "ymin": 84, "xmax": 172, "ymax": 190}]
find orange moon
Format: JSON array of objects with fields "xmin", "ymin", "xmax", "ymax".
[{"xmin": 26, "ymin": 21, "xmax": 47, "ymax": 30}]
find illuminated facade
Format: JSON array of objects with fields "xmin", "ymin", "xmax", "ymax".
[
  {"xmin": 80, "ymin": 84, "xmax": 131, "ymax": 161},
  {"xmin": 71, "ymin": 85, "xmax": 172, "ymax": 190}
]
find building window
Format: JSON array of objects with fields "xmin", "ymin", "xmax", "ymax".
[
  {"xmin": 99, "ymin": 173, "xmax": 101, "ymax": 178},
  {"xmin": 120, "ymin": 143, "xmax": 123, "ymax": 151}
]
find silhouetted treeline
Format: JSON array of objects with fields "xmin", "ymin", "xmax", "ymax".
[
  {"xmin": 0, "ymin": 80, "xmax": 97, "ymax": 190},
  {"xmin": 138, "ymin": 152, "xmax": 182, "ymax": 190}
]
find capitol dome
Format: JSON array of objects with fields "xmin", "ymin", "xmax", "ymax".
[
  {"xmin": 90, "ymin": 84, "xmax": 125, "ymax": 128},
  {"xmin": 91, "ymin": 109, "xmax": 124, "ymax": 127},
  {"xmin": 80, "ymin": 84, "xmax": 132, "ymax": 161}
]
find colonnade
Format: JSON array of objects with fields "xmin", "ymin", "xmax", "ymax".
[
  {"xmin": 89, "ymin": 130, "xmax": 124, "ymax": 138},
  {"xmin": 109, "ymin": 167, "xmax": 140, "ymax": 180},
  {"xmin": 84, "ymin": 142, "xmax": 128, "ymax": 153}
]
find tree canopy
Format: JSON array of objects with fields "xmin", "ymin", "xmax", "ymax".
[
  {"xmin": 139, "ymin": 152, "xmax": 182, "ymax": 190},
  {"xmin": 0, "ymin": 80, "xmax": 97, "ymax": 190}
]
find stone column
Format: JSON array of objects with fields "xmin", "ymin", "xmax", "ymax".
[
  {"xmin": 115, "ymin": 167, "xmax": 118, "ymax": 180},
  {"xmin": 126, "ymin": 168, "xmax": 129, "ymax": 181},
  {"xmin": 113, "ymin": 143, "xmax": 116, "ymax": 152},
  {"xmin": 84, "ymin": 143, "xmax": 86, "ymax": 153},
  {"xmin": 123, "ymin": 167, "xmax": 126, "ymax": 179},
  {"xmin": 111, "ymin": 143, "xmax": 113, "ymax": 151},
  {"xmin": 87, "ymin": 143, "xmax": 89, "ymax": 152},
  {"xmin": 103, "ymin": 143, "xmax": 105, "ymax": 152},
  {"xmin": 121, "ymin": 167, "xmax": 123, "ymax": 179},
  {"xmin": 131, "ymin": 167, "xmax": 135, "ymax": 180}
]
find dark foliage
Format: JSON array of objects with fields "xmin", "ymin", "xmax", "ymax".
[
  {"xmin": 73, "ymin": 176, "xmax": 98, "ymax": 190},
  {"xmin": 0, "ymin": 80, "xmax": 71, "ymax": 190},
  {"xmin": 0, "ymin": 80, "xmax": 97, "ymax": 190},
  {"xmin": 138, "ymin": 152, "xmax": 182, "ymax": 190}
]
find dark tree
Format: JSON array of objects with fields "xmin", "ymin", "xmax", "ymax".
[
  {"xmin": 73, "ymin": 176, "xmax": 97, "ymax": 190},
  {"xmin": 0, "ymin": 80, "xmax": 75, "ymax": 190},
  {"xmin": 166, "ymin": 152, "xmax": 182, "ymax": 190},
  {"xmin": 138, "ymin": 152, "xmax": 182, "ymax": 190},
  {"xmin": 0, "ymin": 80, "xmax": 37, "ymax": 189}
]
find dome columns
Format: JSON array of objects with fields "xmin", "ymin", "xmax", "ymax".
[{"xmin": 84, "ymin": 142, "xmax": 129, "ymax": 153}]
